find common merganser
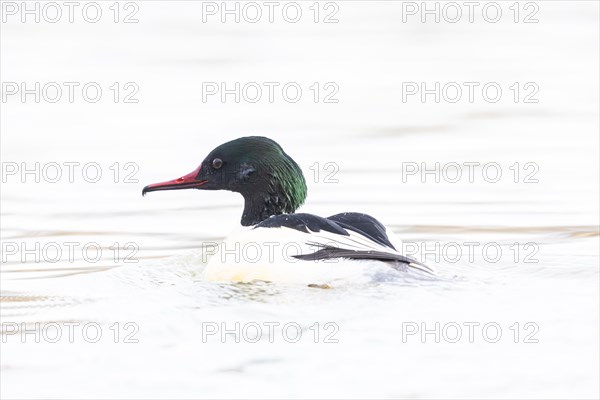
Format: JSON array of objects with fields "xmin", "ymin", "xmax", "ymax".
[{"xmin": 142, "ymin": 136, "xmax": 432, "ymax": 283}]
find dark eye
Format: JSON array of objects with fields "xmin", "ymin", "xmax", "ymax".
[{"xmin": 212, "ymin": 158, "xmax": 223, "ymax": 169}]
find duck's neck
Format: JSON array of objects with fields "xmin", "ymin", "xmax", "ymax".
[{"xmin": 241, "ymin": 192, "xmax": 288, "ymax": 226}]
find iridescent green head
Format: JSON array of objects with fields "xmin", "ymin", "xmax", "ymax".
[{"xmin": 143, "ymin": 136, "xmax": 307, "ymax": 226}]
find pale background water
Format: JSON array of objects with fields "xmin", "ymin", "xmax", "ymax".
[{"xmin": 1, "ymin": 1, "xmax": 599, "ymax": 399}]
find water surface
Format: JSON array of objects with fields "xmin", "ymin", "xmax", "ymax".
[{"xmin": 1, "ymin": 2, "xmax": 599, "ymax": 398}]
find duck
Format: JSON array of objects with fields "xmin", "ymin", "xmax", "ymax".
[{"xmin": 142, "ymin": 136, "xmax": 432, "ymax": 283}]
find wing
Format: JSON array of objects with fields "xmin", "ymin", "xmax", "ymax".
[
  {"xmin": 256, "ymin": 213, "xmax": 349, "ymax": 236},
  {"xmin": 254, "ymin": 213, "xmax": 432, "ymax": 274},
  {"xmin": 326, "ymin": 212, "xmax": 397, "ymax": 250}
]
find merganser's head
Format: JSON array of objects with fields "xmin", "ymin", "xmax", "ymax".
[{"xmin": 142, "ymin": 136, "xmax": 307, "ymax": 226}]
